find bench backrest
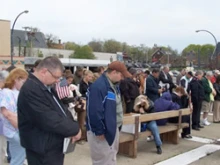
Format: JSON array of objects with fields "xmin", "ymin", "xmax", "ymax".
[
  {"xmin": 139, "ymin": 108, "xmax": 190, "ymax": 122},
  {"xmin": 123, "ymin": 108, "xmax": 190, "ymax": 125},
  {"xmin": 121, "ymin": 108, "xmax": 191, "ymax": 142}
]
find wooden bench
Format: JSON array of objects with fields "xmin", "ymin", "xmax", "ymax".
[{"xmin": 119, "ymin": 108, "xmax": 191, "ymax": 158}]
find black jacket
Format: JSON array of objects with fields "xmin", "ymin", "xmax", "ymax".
[
  {"xmin": 145, "ymin": 74, "xmax": 160, "ymax": 102},
  {"xmin": 171, "ymin": 93, "xmax": 189, "ymax": 108},
  {"xmin": 79, "ymin": 80, "xmax": 91, "ymax": 98},
  {"xmin": 120, "ymin": 78, "xmax": 140, "ymax": 101},
  {"xmin": 18, "ymin": 74, "xmax": 79, "ymax": 155},
  {"xmin": 188, "ymin": 77, "xmax": 205, "ymax": 102},
  {"xmin": 159, "ymin": 71, "xmax": 176, "ymax": 91},
  {"xmin": 214, "ymin": 83, "xmax": 220, "ymax": 101}
]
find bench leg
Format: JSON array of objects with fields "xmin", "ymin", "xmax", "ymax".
[
  {"xmin": 161, "ymin": 130, "xmax": 179, "ymax": 144},
  {"xmin": 118, "ymin": 140, "xmax": 137, "ymax": 158}
]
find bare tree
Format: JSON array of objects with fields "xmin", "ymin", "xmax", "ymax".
[{"xmin": 45, "ymin": 33, "xmax": 59, "ymax": 44}]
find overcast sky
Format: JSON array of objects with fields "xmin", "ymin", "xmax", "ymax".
[{"xmin": 1, "ymin": 0, "xmax": 220, "ymax": 52}]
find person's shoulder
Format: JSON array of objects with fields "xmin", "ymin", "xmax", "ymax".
[
  {"xmin": 159, "ymin": 71, "xmax": 164, "ymax": 76},
  {"xmin": 91, "ymin": 79, "xmax": 105, "ymax": 90},
  {"xmin": 201, "ymin": 77, "xmax": 206, "ymax": 81},
  {"xmin": 147, "ymin": 75, "xmax": 153, "ymax": 80},
  {"xmin": 21, "ymin": 76, "xmax": 46, "ymax": 96},
  {"xmin": 90, "ymin": 75, "xmax": 107, "ymax": 90},
  {"xmin": 2, "ymin": 88, "xmax": 11, "ymax": 92},
  {"xmin": 1, "ymin": 88, "xmax": 13, "ymax": 95}
]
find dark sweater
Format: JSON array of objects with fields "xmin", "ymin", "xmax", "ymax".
[
  {"xmin": 79, "ymin": 80, "xmax": 91, "ymax": 98},
  {"xmin": 214, "ymin": 83, "xmax": 220, "ymax": 101},
  {"xmin": 201, "ymin": 77, "xmax": 212, "ymax": 102},
  {"xmin": 120, "ymin": 78, "xmax": 140, "ymax": 102}
]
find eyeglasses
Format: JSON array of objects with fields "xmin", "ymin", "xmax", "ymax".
[{"xmin": 47, "ymin": 69, "xmax": 62, "ymax": 80}]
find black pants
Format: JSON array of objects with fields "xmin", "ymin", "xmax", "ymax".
[
  {"xmin": 192, "ymin": 100, "xmax": 202, "ymax": 127},
  {"xmin": 126, "ymin": 100, "xmax": 135, "ymax": 113},
  {"xmin": 26, "ymin": 149, "xmax": 64, "ymax": 165},
  {"xmin": 7, "ymin": 141, "xmax": 11, "ymax": 163},
  {"xmin": 181, "ymin": 115, "xmax": 191, "ymax": 136},
  {"xmin": 168, "ymin": 115, "xmax": 191, "ymax": 136}
]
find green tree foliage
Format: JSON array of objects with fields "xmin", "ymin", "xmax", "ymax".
[
  {"xmin": 130, "ymin": 46, "xmax": 144, "ymax": 61},
  {"xmin": 37, "ymin": 50, "xmax": 43, "ymax": 57},
  {"xmin": 161, "ymin": 45, "xmax": 179, "ymax": 55},
  {"xmin": 121, "ymin": 42, "xmax": 131, "ymax": 55},
  {"xmin": 70, "ymin": 45, "xmax": 95, "ymax": 59},
  {"xmin": 103, "ymin": 39, "xmax": 122, "ymax": 53},
  {"xmin": 182, "ymin": 44, "xmax": 214, "ymax": 63},
  {"xmin": 88, "ymin": 39, "xmax": 103, "ymax": 52},
  {"xmin": 87, "ymin": 39, "xmax": 178, "ymax": 62},
  {"xmin": 65, "ymin": 42, "xmax": 80, "ymax": 50}
]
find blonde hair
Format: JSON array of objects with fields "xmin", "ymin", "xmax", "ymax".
[
  {"xmin": 4, "ymin": 68, "xmax": 28, "ymax": 89},
  {"xmin": 83, "ymin": 70, "xmax": 93, "ymax": 77},
  {"xmin": 133, "ymin": 95, "xmax": 150, "ymax": 112},
  {"xmin": 93, "ymin": 73, "xmax": 100, "ymax": 81}
]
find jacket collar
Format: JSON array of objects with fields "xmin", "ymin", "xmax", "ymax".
[
  {"xmin": 28, "ymin": 73, "xmax": 49, "ymax": 91},
  {"xmin": 101, "ymin": 72, "xmax": 120, "ymax": 93},
  {"xmin": 149, "ymin": 74, "xmax": 157, "ymax": 80}
]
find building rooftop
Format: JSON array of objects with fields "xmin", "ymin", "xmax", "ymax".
[{"xmin": 12, "ymin": 29, "xmax": 48, "ymax": 48}]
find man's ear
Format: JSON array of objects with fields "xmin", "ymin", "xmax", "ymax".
[{"xmin": 40, "ymin": 68, "xmax": 47, "ymax": 74}]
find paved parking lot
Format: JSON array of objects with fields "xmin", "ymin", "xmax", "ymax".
[{"xmin": 2, "ymin": 115, "xmax": 220, "ymax": 165}]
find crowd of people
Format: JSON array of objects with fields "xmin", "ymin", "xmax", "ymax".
[{"xmin": 0, "ymin": 56, "xmax": 220, "ymax": 165}]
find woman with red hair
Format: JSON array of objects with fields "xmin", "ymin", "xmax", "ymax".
[{"xmin": 0, "ymin": 68, "xmax": 28, "ymax": 165}]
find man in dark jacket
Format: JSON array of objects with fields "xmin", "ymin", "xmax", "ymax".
[
  {"xmin": 188, "ymin": 70, "xmax": 205, "ymax": 130},
  {"xmin": 159, "ymin": 66, "xmax": 175, "ymax": 92},
  {"xmin": 145, "ymin": 69, "xmax": 163, "ymax": 102},
  {"xmin": 86, "ymin": 61, "xmax": 131, "ymax": 165},
  {"xmin": 18, "ymin": 57, "xmax": 81, "ymax": 165},
  {"xmin": 120, "ymin": 68, "xmax": 140, "ymax": 113}
]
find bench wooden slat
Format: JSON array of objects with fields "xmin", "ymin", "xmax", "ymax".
[
  {"xmin": 122, "ymin": 108, "xmax": 190, "ymax": 125},
  {"xmin": 120, "ymin": 132, "xmax": 134, "ymax": 143},
  {"xmin": 120, "ymin": 123, "xmax": 189, "ymax": 142},
  {"xmin": 139, "ymin": 108, "xmax": 190, "ymax": 122},
  {"xmin": 138, "ymin": 123, "xmax": 189, "ymax": 139},
  {"xmin": 123, "ymin": 116, "xmax": 136, "ymax": 125}
]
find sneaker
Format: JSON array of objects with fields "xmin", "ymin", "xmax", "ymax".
[
  {"xmin": 202, "ymin": 119, "xmax": 211, "ymax": 126},
  {"xmin": 147, "ymin": 136, "xmax": 154, "ymax": 141},
  {"xmin": 182, "ymin": 135, "xmax": 193, "ymax": 139},
  {"xmin": 24, "ymin": 159, "xmax": 28, "ymax": 165}
]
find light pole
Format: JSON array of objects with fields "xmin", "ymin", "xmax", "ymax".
[
  {"xmin": 17, "ymin": 36, "xmax": 21, "ymax": 56},
  {"xmin": 195, "ymin": 29, "xmax": 218, "ymax": 68},
  {"xmin": 11, "ymin": 10, "xmax": 29, "ymax": 66}
]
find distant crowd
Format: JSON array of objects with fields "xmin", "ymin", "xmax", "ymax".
[{"xmin": 0, "ymin": 57, "xmax": 220, "ymax": 165}]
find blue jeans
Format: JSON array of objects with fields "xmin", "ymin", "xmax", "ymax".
[
  {"xmin": 7, "ymin": 132, "xmax": 25, "ymax": 165},
  {"xmin": 146, "ymin": 121, "xmax": 162, "ymax": 147}
]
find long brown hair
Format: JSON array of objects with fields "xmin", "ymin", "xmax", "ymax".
[
  {"xmin": 173, "ymin": 86, "xmax": 186, "ymax": 95},
  {"xmin": 4, "ymin": 68, "xmax": 28, "ymax": 89}
]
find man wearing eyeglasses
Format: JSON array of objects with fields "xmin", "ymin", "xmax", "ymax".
[{"xmin": 17, "ymin": 56, "xmax": 81, "ymax": 165}]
